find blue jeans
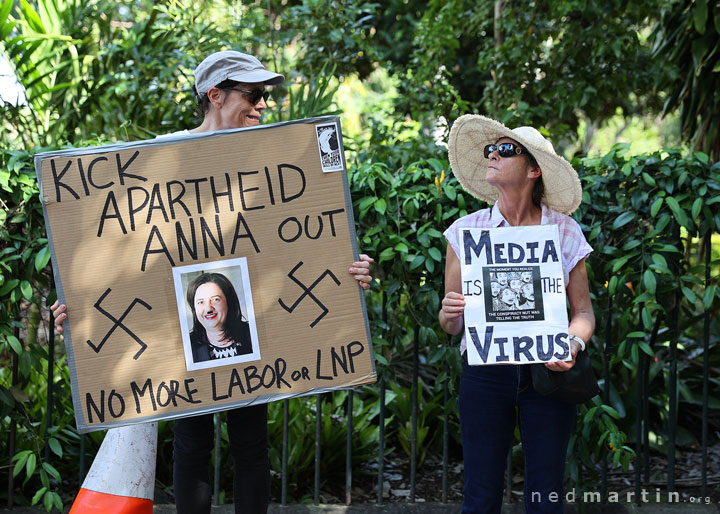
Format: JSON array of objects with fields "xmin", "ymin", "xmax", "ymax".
[
  {"xmin": 173, "ymin": 404, "xmax": 270, "ymax": 514},
  {"xmin": 459, "ymin": 358, "xmax": 576, "ymax": 513}
]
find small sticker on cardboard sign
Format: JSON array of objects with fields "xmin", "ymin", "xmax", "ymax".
[{"xmin": 315, "ymin": 122, "xmax": 343, "ymax": 172}]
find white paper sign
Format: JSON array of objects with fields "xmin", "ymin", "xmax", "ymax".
[{"xmin": 460, "ymin": 225, "xmax": 571, "ymax": 365}]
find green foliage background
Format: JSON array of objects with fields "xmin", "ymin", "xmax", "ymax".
[{"xmin": 1, "ymin": 0, "xmax": 719, "ymax": 510}]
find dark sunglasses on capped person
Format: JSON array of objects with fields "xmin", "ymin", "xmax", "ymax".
[
  {"xmin": 226, "ymin": 87, "xmax": 271, "ymax": 105},
  {"xmin": 483, "ymin": 142, "xmax": 527, "ymax": 158}
]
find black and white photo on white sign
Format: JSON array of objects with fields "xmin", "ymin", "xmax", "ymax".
[
  {"xmin": 482, "ymin": 265, "xmax": 545, "ymax": 324},
  {"xmin": 315, "ymin": 122, "xmax": 343, "ymax": 172},
  {"xmin": 485, "ymin": 267, "xmax": 540, "ymax": 312}
]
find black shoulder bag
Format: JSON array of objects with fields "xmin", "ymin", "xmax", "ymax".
[{"xmin": 530, "ymin": 351, "xmax": 600, "ymax": 404}]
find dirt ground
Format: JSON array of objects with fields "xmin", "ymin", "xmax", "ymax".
[{"xmin": 336, "ymin": 443, "xmax": 720, "ymax": 506}]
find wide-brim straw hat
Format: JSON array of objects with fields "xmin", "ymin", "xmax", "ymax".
[{"xmin": 447, "ymin": 114, "xmax": 582, "ymax": 215}]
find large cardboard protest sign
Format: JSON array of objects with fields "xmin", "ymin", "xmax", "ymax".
[
  {"xmin": 35, "ymin": 117, "xmax": 375, "ymax": 432},
  {"xmin": 460, "ymin": 225, "xmax": 571, "ymax": 365}
]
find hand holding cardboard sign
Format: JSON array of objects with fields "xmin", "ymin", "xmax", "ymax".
[
  {"xmin": 50, "ymin": 300, "xmax": 67, "ymax": 333},
  {"xmin": 349, "ymin": 254, "xmax": 374, "ymax": 290}
]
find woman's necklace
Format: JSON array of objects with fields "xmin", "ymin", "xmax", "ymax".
[
  {"xmin": 209, "ymin": 340, "xmax": 238, "ymax": 360},
  {"xmin": 206, "ymin": 331, "xmax": 237, "ymax": 359}
]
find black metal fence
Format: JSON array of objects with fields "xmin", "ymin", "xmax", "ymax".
[{"xmin": 5, "ymin": 231, "xmax": 717, "ymax": 508}]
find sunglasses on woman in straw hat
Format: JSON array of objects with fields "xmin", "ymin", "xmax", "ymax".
[
  {"xmin": 483, "ymin": 142, "xmax": 527, "ymax": 158},
  {"xmin": 448, "ymin": 114, "xmax": 582, "ymax": 215}
]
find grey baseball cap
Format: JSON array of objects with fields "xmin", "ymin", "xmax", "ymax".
[{"xmin": 193, "ymin": 50, "xmax": 285, "ymax": 95}]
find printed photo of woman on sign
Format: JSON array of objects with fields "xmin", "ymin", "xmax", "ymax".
[{"xmin": 173, "ymin": 257, "xmax": 261, "ymax": 371}]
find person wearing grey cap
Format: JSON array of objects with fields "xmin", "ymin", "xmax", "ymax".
[
  {"xmin": 51, "ymin": 49, "xmax": 375, "ymax": 513},
  {"xmin": 174, "ymin": 50, "xmax": 374, "ymax": 514},
  {"xmin": 188, "ymin": 50, "xmax": 285, "ymax": 133}
]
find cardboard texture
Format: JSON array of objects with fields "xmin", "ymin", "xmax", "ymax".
[{"xmin": 35, "ymin": 117, "xmax": 375, "ymax": 432}]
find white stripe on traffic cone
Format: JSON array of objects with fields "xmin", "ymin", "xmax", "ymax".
[{"xmin": 70, "ymin": 423, "xmax": 157, "ymax": 513}]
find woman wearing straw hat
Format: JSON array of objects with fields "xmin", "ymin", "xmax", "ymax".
[
  {"xmin": 52, "ymin": 49, "xmax": 374, "ymax": 514},
  {"xmin": 439, "ymin": 115, "xmax": 595, "ymax": 513}
]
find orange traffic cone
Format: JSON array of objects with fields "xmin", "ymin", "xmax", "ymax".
[{"xmin": 70, "ymin": 423, "xmax": 157, "ymax": 513}]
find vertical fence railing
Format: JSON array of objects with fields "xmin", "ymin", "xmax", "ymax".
[
  {"xmin": 601, "ymin": 292, "xmax": 611, "ymax": 501},
  {"xmin": 377, "ymin": 377, "xmax": 386, "ymax": 505},
  {"xmin": 410, "ymin": 324, "xmax": 419, "ymax": 503},
  {"xmin": 281, "ymin": 399, "xmax": 289, "ymax": 505},
  {"xmin": 7, "ymin": 327, "xmax": 19, "ymax": 509},
  {"xmin": 314, "ymin": 393, "xmax": 322, "ymax": 505},
  {"xmin": 667, "ymin": 287, "xmax": 679, "ymax": 494},
  {"xmin": 442, "ymin": 355, "xmax": 449, "ymax": 504},
  {"xmin": 213, "ymin": 412, "xmax": 221, "ymax": 506},
  {"xmin": 701, "ymin": 232, "xmax": 711, "ymax": 498},
  {"xmin": 44, "ymin": 317, "xmax": 55, "ymax": 462},
  {"xmin": 345, "ymin": 390, "xmax": 354, "ymax": 505},
  {"xmin": 643, "ymin": 315, "xmax": 662, "ymax": 487},
  {"xmin": 376, "ymin": 290, "xmax": 388, "ymax": 505},
  {"xmin": 635, "ymin": 301, "xmax": 645, "ymax": 502},
  {"xmin": 668, "ymin": 226, "xmax": 685, "ymax": 494}
]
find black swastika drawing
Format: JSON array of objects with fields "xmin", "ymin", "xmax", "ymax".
[
  {"xmin": 277, "ymin": 261, "xmax": 341, "ymax": 328},
  {"xmin": 86, "ymin": 288, "xmax": 152, "ymax": 360}
]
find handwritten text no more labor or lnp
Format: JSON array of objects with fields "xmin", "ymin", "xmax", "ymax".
[{"xmin": 83, "ymin": 341, "xmax": 366, "ymax": 424}]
